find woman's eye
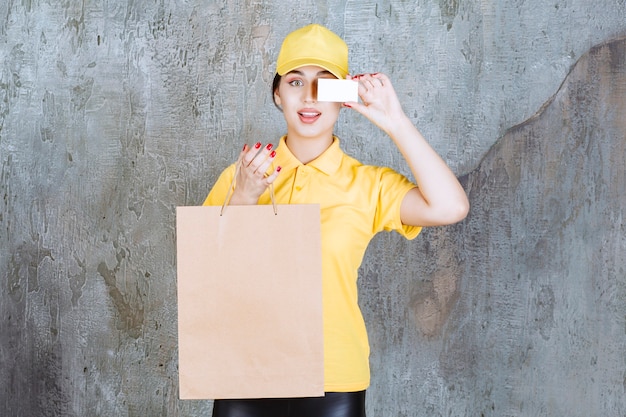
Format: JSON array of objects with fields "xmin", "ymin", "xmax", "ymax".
[{"xmin": 289, "ymin": 79, "xmax": 303, "ymax": 87}]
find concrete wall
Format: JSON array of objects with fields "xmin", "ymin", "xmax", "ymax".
[{"xmin": 1, "ymin": 1, "xmax": 625, "ymax": 416}]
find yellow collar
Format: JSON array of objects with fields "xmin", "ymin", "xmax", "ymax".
[{"xmin": 274, "ymin": 135, "xmax": 343, "ymax": 176}]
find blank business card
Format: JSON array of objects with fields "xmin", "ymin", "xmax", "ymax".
[{"xmin": 317, "ymin": 79, "xmax": 359, "ymax": 102}]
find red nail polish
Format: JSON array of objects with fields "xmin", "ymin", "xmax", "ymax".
[
  {"xmin": 254, "ymin": 142, "xmax": 262, "ymax": 149},
  {"xmin": 343, "ymin": 103, "xmax": 352, "ymax": 108},
  {"xmin": 242, "ymin": 144, "xmax": 248, "ymax": 151},
  {"xmin": 266, "ymin": 143, "xmax": 273, "ymax": 151},
  {"xmin": 270, "ymin": 150, "xmax": 276, "ymax": 158},
  {"xmin": 276, "ymin": 166, "xmax": 282, "ymax": 172}
]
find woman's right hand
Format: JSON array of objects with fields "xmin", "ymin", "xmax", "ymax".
[{"xmin": 228, "ymin": 142, "xmax": 281, "ymax": 205}]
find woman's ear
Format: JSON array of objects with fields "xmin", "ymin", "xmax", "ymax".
[{"xmin": 273, "ymin": 89, "xmax": 282, "ymax": 106}]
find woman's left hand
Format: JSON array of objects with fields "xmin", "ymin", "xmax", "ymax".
[{"xmin": 344, "ymin": 73, "xmax": 407, "ymax": 134}]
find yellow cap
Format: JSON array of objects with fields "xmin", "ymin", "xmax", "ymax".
[{"xmin": 276, "ymin": 24, "xmax": 348, "ymax": 79}]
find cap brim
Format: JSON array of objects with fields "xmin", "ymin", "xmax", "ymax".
[{"xmin": 277, "ymin": 58, "xmax": 347, "ymax": 79}]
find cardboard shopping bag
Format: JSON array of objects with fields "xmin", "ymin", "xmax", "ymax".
[{"xmin": 176, "ymin": 202, "xmax": 323, "ymax": 400}]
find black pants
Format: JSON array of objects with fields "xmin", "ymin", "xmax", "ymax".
[{"xmin": 211, "ymin": 391, "xmax": 366, "ymax": 417}]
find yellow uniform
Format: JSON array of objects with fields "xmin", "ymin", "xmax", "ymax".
[{"xmin": 203, "ymin": 136, "xmax": 421, "ymax": 392}]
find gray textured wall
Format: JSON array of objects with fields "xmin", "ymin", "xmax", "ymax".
[{"xmin": 1, "ymin": 1, "xmax": 625, "ymax": 416}]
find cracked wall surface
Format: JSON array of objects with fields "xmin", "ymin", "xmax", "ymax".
[{"xmin": 1, "ymin": 1, "xmax": 625, "ymax": 416}]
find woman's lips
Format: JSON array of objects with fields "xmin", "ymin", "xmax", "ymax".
[{"xmin": 298, "ymin": 109, "xmax": 321, "ymax": 124}]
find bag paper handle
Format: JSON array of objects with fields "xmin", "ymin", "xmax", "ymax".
[{"xmin": 220, "ymin": 161, "xmax": 277, "ymax": 216}]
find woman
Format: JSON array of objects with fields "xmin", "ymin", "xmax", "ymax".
[{"xmin": 204, "ymin": 24, "xmax": 469, "ymax": 417}]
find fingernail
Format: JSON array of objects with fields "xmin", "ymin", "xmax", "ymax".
[
  {"xmin": 276, "ymin": 166, "xmax": 282, "ymax": 172},
  {"xmin": 242, "ymin": 144, "xmax": 248, "ymax": 151},
  {"xmin": 254, "ymin": 142, "xmax": 262, "ymax": 149},
  {"xmin": 265, "ymin": 143, "xmax": 273, "ymax": 151},
  {"xmin": 343, "ymin": 103, "xmax": 352, "ymax": 108},
  {"xmin": 270, "ymin": 150, "xmax": 276, "ymax": 158}
]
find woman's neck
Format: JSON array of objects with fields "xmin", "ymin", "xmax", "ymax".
[{"xmin": 284, "ymin": 134, "xmax": 334, "ymax": 164}]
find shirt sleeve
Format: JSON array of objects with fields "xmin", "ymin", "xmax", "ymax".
[
  {"xmin": 375, "ymin": 167, "xmax": 422, "ymax": 240},
  {"xmin": 202, "ymin": 163, "xmax": 237, "ymax": 206}
]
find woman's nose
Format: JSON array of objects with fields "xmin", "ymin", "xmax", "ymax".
[{"xmin": 304, "ymin": 81, "xmax": 317, "ymax": 102}]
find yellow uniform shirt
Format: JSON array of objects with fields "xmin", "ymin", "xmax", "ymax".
[{"xmin": 203, "ymin": 136, "xmax": 421, "ymax": 392}]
